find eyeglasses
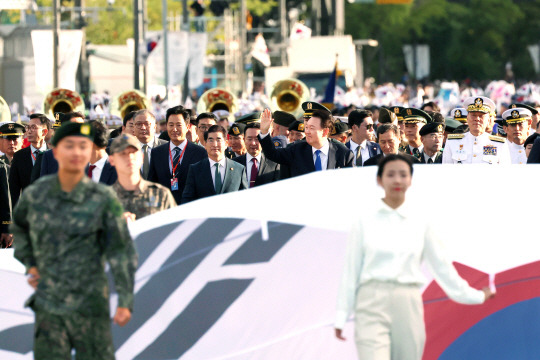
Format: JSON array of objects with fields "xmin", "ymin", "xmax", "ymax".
[
  {"xmin": 134, "ymin": 122, "xmax": 153, "ymax": 129},
  {"xmin": 198, "ymin": 125, "xmax": 211, "ymax": 130},
  {"xmin": 25, "ymin": 125, "xmax": 42, "ymax": 131},
  {"xmin": 207, "ymin": 138, "xmax": 224, "ymax": 144}
]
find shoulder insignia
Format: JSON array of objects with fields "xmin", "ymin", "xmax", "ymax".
[
  {"xmin": 447, "ymin": 134, "xmax": 465, "ymax": 140},
  {"xmin": 489, "ymin": 135, "xmax": 506, "ymax": 143}
]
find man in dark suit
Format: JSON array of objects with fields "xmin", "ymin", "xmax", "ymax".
[
  {"xmin": 345, "ymin": 109, "xmax": 381, "ymax": 166},
  {"xmin": 419, "ymin": 122, "xmax": 444, "ymax": 164},
  {"xmin": 32, "ymin": 111, "xmax": 85, "ymax": 183},
  {"xmin": 233, "ymin": 122, "xmax": 280, "ymax": 187},
  {"xmin": 87, "ymin": 121, "xmax": 117, "ymax": 185},
  {"xmin": 148, "ymin": 106, "xmax": 207, "ymax": 204},
  {"xmin": 132, "ymin": 109, "xmax": 167, "ymax": 179},
  {"xmin": 181, "ymin": 125, "xmax": 247, "ymax": 204},
  {"xmin": 364, "ymin": 123, "xmax": 420, "ymax": 166},
  {"xmin": 9, "ymin": 114, "xmax": 50, "ymax": 206},
  {"xmin": 258, "ymin": 108, "xmax": 354, "ymax": 178}
]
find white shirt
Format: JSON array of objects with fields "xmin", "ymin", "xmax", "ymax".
[
  {"xmin": 209, "ymin": 157, "xmax": 226, "ymax": 190},
  {"xmin": 30, "ymin": 144, "xmax": 47, "ymax": 165},
  {"xmin": 442, "ymin": 132, "xmax": 511, "ymax": 164},
  {"xmin": 89, "ymin": 154, "xmax": 108, "ymax": 183},
  {"xmin": 312, "ymin": 141, "xmax": 329, "ymax": 171},
  {"xmin": 140, "ymin": 140, "xmax": 155, "ymax": 172},
  {"xmin": 349, "ymin": 139, "xmax": 370, "ymax": 165},
  {"xmin": 246, "ymin": 153, "xmax": 262, "ymax": 183},
  {"xmin": 507, "ymin": 141, "xmax": 527, "ymax": 164},
  {"xmin": 406, "ymin": 144, "xmax": 424, "ymax": 156},
  {"xmin": 335, "ymin": 199, "xmax": 485, "ymax": 330},
  {"xmin": 169, "ymin": 140, "xmax": 187, "ymax": 173}
]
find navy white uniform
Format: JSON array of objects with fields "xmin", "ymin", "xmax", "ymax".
[{"xmin": 442, "ymin": 132, "xmax": 510, "ymax": 164}]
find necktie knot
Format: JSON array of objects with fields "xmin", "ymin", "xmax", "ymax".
[
  {"xmin": 251, "ymin": 158, "xmax": 257, "ymax": 164},
  {"xmin": 87, "ymin": 164, "xmax": 97, "ymax": 178}
]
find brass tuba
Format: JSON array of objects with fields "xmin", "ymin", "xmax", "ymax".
[
  {"xmin": 0, "ymin": 95, "xmax": 11, "ymax": 122},
  {"xmin": 111, "ymin": 90, "xmax": 150, "ymax": 119},
  {"xmin": 270, "ymin": 79, "xmax": 310, "ymax": 119},
  {"xmin": 196, "ymin": 88, "xmax": 238, "ymax": 115},
  {"xmin": 43, "ymin": 88, "xmax": 85, "ymax": 117}
]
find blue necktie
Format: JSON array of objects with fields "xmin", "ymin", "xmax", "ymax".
[{"xmin": 314, "ymin": 150, "xmax": 322, "ymax": 171}]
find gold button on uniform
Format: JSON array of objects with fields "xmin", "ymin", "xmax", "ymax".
[{"xmin": 473, "ymin": 154, "xmax": 477, "ymax": 157}]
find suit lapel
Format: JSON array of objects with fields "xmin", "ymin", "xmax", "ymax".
[
  {"xmin": 327, "ymin": 141, "xmax": 337, "ymax": 169},
  {"xmin": 200, "ymin": 158, "xmax": 216, "ymax": 194},
  {"xmin": 258, "ymin": 154, "xmax": 268, "ymax": 175},
  {"xmin": 304, "ymin": 144, "xmax": 316, "ymax": 171},
  {"xmin": 221, "ymin": 158, "xmax": 236, "ymax": 193}
]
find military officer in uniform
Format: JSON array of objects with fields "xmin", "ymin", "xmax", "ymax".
[
  {"xmin": 110, "ymin": 134, "xmax": 176, "ymax": 220},
  {"xmin": 0, "ymin": 158, "xmax": 11, "ymax": 248},
  {"xmin": 442, "ymin": 96, "xmax": 511, "ymax": 164},
  {"xmin": 11, "ymin": 122, "xmax": 137, "ymax": 359},
  {"xmin": 288, "ymin": 120, "xmax": 305, "ymax": 143},
  {"xmin": 271, "ymin": 111, "xmax": 296, "ymax": 148},
  {"xmin": 509, "ymin": 103, "xmax": 539, "ymax": 136},
  {"xmin": 226, "ymin": 123, "xmax": 247, "ymax": 158},
  {"xmin": 302, "ymin": 101, "xmax": 331, "ymax": 121},
  {"xmin": 0, "ymin": 122, "xmax": 24, "ymax": 168},
  {"xmin": 389, "ymin": 106, "xmax": 407, "ymax": 148},
  {"xmin": 399, "ymin": 108, "xmax": 431, "ymax": 159},
  {"xmin": 501, "ymin": 107, "xmax": 531, "ymax": 164},
  {"xmin": 330, "ymin": 120, "xmax": 350, "ymax": 144},
  {"xmin": 450, "ymin": 108, "xmax": 468, "ymax": 124},
  {"xmin": 419, "ymin": 122, "xmax": 444, "ymax": 164}
]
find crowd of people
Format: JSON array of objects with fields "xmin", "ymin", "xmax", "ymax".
[{"xmin": 1, "ymin": 85, "xmax": 540, "ymax": 358}]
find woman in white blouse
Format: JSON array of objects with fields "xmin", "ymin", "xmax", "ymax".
[{"xmin": 334, "ymin": 154, "xmax": 494, "ymax": 360}]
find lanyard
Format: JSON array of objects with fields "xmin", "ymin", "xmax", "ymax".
[
  {"xmin": 31, "ymin": 148, "xmax": 41, "ymax": 161},
  {"xmin": 169, "ymin": 144, "xmax": 187, "ymax": 177}
]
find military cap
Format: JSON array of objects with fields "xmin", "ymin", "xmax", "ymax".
[
  {"xmin": 378, "ymin": 107, "xmax": 397, "ymax": 124},
  {"xmin": 0, "ymin": 122, "xmax": 25, "ymax": 138},
  {"xmin": 228, "ymin": 122, "xmax": 246, "ymax": 137},
  {"xmin": 403, "ymin": 108, "xmax": 431, "ymax": 124},
  {"xmin": 331, "ymin": 121, "xmax": 349, "ymax": 135},
  {"xmin": 389, "ymin": 106, "xmax": 406, "ymax": 121},
  {"xmin": 236, "ymin": 112, "xmax": 261, "ymax": 125},
  {"xmin": 288, "ymin": 120, "xmax": 305, "ymax": 132},
  {"xmin": 302, "ymin": 101, "xmax": 330, "ymax": 119},
  {"xmin": 273, "ymin": 111, "xmax": 296, "ymax": 127},
  {"xmin": 450, "ymin": 108, "xmax": 468, "ymax": 123},
  {"xmin": 509, "ymin": 103, "xmax": 539, "ymax": 115},
  {"xmin": 109, "ymin": 133, "xmax": 141, "ymax": 154},
  {"xmin": 53, "ymin": 112, "xmax": 66, "ymax": 128},
  {"xmin": 463, "ymin": 96, "xmax": 496, "ymax": 114},
  {"xmin": 213, "ymin": 109, "xmax": 230, "ymax": 120},
  {"xmin": 419, "ymin": 122, "xmax": 445, "ymax": 136},
  {"xmin": 51, "ymin": 122, "xmax": 94, "ymax": 146},
  {"xmin": 444, "ymin": 118, "xmax": 463, "ymax": 133},
  {"xmin": 524, "ymin": 133, "xmax": 539, "ymax": 149},
  {"xmin": 502, "ymin": 108, "xmax": 532, "ymax": 123}
]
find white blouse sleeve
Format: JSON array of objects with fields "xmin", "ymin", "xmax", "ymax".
[
  {"xmin": 423, "ymin": 222, "xmax": 485, "ymax": 304},
  {"xmin": 335, "ymin": 218, "xmax": 364, "ymax": 329}
]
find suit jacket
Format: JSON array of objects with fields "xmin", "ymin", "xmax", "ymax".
[
  {"xmin": 98, "ymin": 160, "xmax": 118, "ymax": 185},
  {"xmin": 8, "ymin": 147, "xmax": 34, "ymax": 206},
  {"xmin": 232, "ymin": 153, "xmax": 280, "ymax": 186},
  {"xmin": 148, "ymin": 141, "xmax": 208, "ymax": 204},
  {"xmin": 420, "ymin": 151, "xmax": 443, "ymax": 164},
  {"xmin": 363, "ymin": 152, "xmax": 422, "ymax": 166},
  {"xmin": 345, "ymin": 140, "xmax": 382, "ymax": 165},
  {"xmin": 38, "ymin": 150, "xmax": 59, "ymax": 178},
  {"xmin": 259, "ymin": 134, "xmax": 354, "ymax": 178},
  {"xmin": 181, "ymin": 157, "xmax": 248, "ymax": 204},
  {"xmin": 527, "ymin": 137, "xmax": 540, "ymax": 163}
]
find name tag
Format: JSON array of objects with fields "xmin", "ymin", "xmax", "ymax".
[
  {"xmin": 171, "ymin": 177, "xmax": 178, "ymax": 191},
  {"xmin": 483, "ymin": 146, "xmax": 497, "ymax": 156}
]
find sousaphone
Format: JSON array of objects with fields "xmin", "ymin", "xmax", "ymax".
[
  {"xmin": 270, "ymin": 78, "xmax": 310, "ymax": 119},
  {"xmin": 111, "ymin": 90, "xmax": 150, "ymax": 119},
  {"xmin": 43, "ymin": 88, "xmax": 85, "ymax": 117},
  {"xmin": 196, "ymin": 88, "xmax": 238, "ymax": 115},
  {"xmin": 0, "ymin": 95, "xmax": 11, "ymax": 122}
]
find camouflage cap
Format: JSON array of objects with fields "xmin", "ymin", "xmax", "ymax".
[
  {"xmin": 110, "ymin": 134, "xmax": 141, "ymax": 154},
  {"xmin": 51, "ymin": 122, "xmax": 94, "ymax": 146}
]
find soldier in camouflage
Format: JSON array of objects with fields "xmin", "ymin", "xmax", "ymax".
[
  {"xmin": 11, "ymin": 122, "xmax": 138, "ymax": 360},
  {"xmin": 109, "ymin": 133, "xmax": 176, "ymax": 221}
]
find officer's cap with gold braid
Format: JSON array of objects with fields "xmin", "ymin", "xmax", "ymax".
[
  {"xmin": 403, "ymin": 108, "xmax": 431, "ymax": 124},
  {"xmin": 331, "ymin": 121, "xmax": 349, "ymax": 135},
  {"xmin": 288, "ymin": 120, "xmax": 305, "ymax": 132},
  {"xmin": 235, "ymin": 112, "xmax": 261, "ymax": 125},
  {"xmin": 51, "ymin": 122, "xmax": 94, "ymax": 146},
  {"xmin": 419, "ymin": 122, "xmax": 445, "ymax": 136},
  {"xmin": 450, "ymin": 108, "xmax": 468, "ymax": 123},
  {"xmin": 502, "ymin": 108, "xmax": 532, "ymax": 123},
  {"xmin": 228, "ymin": 122, "xmax": 246, "ymax": 137},
  {"xmin": 0, "ymin": 122, "xmax": 25, "ymax": 138},
  {"xmin": 509, "ymin": 103, "xmax": 539, "ymax": 115},
  {"xmin": 272, "ymin": 111, "xmax": 296, "ymax": 127},
  {"xmin": 387, "ymin": 106, "xmax": 406, "ymax": 121},
  {"xmin": 463, "ymin": 96, "xmax": 495, "ymax": 114},
  {"xmin": 301, "ymin": 101, "xmax": 330, "ymax": 119}
]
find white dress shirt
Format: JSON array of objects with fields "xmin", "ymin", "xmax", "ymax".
[
  {"xmin": 30, "ymin": 144, "xmax": 48, "ymax": 165},
  {"xmin": 140, "ymin": 140, "xmax": 155, "ymax": 172},
  {"xmin": 89, "ymin": 154, "xmax": 108, "ymax": 183},
  {"xmin": 312, "ymin": 141, "xmax": 329, "ymax": 171},
  {"xmin": 507, "ymin": 141, "xmax": 527, "ymax": 164},
  {"xmin": 246, "ymin": 153, "xmax": 262, "ymax": 183},
  {"xmin": 209, "ymin": 157, "xmax": 226, "ymax": 189},
  {"xmin": 169, "ymin": 140, "xmax": 187, "ymax": 173},
  {"xmin": 442, "ymin": 132, "xmax": 511, "ymax": 164},
  {"xmin": 335, "ymin": 199, "xmax": 485, "ymax": 330}
]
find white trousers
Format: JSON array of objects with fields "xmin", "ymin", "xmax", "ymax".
[{"xmin": 354, "ymin": 281, "xmax": 425, "ymax": 360}]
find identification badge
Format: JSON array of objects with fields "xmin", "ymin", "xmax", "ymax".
[
  {"xmin": 483, "ymin": 146, "xmax": 497, "ymax": 156},
  {"xmin": 171, "ymin": 177, "xmax": 178, "ymax": 191}
]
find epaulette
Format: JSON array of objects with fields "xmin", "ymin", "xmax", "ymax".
[
  {"xmin": 447, "ymin": 134, "xmax": 465, "ymax": 140},
  {"xmin": 1, "ymin": 221, "xmax": 12, "ymax": 225},
  {"xmin": 489, "ymin": 135, "xmax": 506, "ymax": 143}
]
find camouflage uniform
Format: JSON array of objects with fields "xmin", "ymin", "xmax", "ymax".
[
  {"xmin": 11, "ymin": 175, "xmax": 138, "ymax": 360},
  {"xmin": 112, "ymin": 179, "xmax": 177, "ymax": 220}
]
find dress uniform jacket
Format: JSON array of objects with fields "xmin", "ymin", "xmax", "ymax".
[
  {"xmin": 442, "ymin": 132, "xmax": 511, "ymax": 164},
  {"xmin": 527, "ymin": 137, "xmax": 540, "ymax": 163},
  {"xmin": 259, "ymin": 134, "xmax": 354, "ymax": 177},
  {"xmin": 363, "ymin": 153, "xmax": 421, "ymax": 166},
  {"xmin": 507, "ymin": 141, "xmax": 527, "ymax": 164},
  {"xmin": 420, "ymin": 151, "xmax": 443, "ymax": 164}
]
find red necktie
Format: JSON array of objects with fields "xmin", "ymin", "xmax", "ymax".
[
  {"xmin": 250, "ymin": 158, "xmax": 258, "ymax": 188},
  {"xmin": 87, "ymin": 164, "xmax": 96, "ymax": 179}
]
